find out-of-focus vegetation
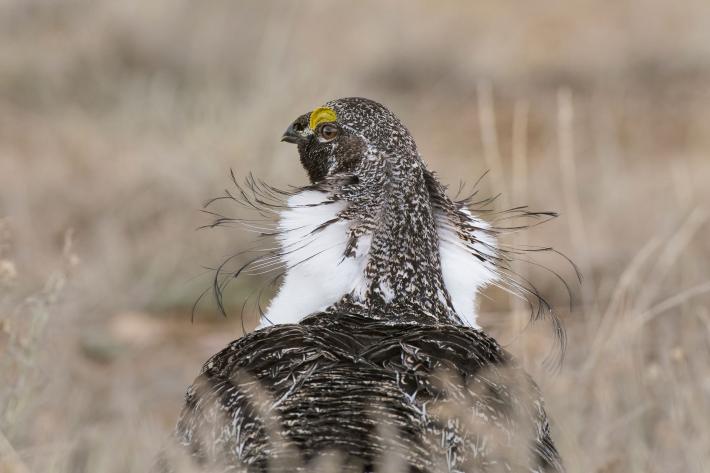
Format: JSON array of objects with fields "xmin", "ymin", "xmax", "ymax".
[{"xmin": 1, "ymin": 1, "xmax": 709, "ymax": 472}]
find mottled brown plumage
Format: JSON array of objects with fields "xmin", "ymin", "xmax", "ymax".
[{"xmin": 177, "ymin": 313, "xmax": 562, "ymax": 472}]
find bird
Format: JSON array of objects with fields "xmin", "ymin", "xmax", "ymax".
[{"xmin": 175, "ymin": 97, "xmax": 566, "ymax": 472}]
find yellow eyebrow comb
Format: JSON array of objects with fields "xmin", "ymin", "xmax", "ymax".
[{"xmin": 309, "ymin": 106, "xmax": 337, "ymax": 130}]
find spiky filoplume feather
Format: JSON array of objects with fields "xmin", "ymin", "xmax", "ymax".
[{"xmin": 176, "ymin": 98, "xmax": 571, "ymax": 472}]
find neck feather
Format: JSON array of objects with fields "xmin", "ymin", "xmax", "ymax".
[
  {"xmin": 338, "ymin": 159, "xmax": 461, "ymax": 324},
  {"xmin": 260, "ymin": 159, "xmax": 497, "ymax": 328}
]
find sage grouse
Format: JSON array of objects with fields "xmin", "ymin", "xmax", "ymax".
[{"xmin": 176, "ymin": 98, "xmax": 565, "ymax": 472}]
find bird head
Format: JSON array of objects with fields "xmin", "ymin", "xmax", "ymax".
[{"xmin": 281, "ymin": 97, "xmax": 419, "ymax": 183}]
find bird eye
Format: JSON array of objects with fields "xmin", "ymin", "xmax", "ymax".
[{"xmin": 318, "ymin": 123, "xmax": 339, "ymax": 141}]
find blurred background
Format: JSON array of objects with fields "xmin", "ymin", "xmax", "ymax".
[{"xmin": 1, "ymin": 0, "xmax": 710, "ymax": 471}]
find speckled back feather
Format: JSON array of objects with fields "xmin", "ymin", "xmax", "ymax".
[{"xmin": 176, "ymin": 312, "xmax": 564, "ymax": 473}]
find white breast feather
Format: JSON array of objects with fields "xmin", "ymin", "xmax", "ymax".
[
  {"xmin": 438, "ymin": 208, "xmax": 498, "ymax": 328},
  {"xmin": 258, "ymin": 190, "xmax": 369, "ymax": 327},
  {"xmin": 260, "ymin": 192, "xmax": 496, "ymax": 329}
]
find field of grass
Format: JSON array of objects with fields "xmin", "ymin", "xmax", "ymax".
[{"xmin": 1, "ymin": 1, "xmax": 710, "ymax": 472}]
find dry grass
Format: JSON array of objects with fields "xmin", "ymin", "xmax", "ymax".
[{"xmin": 1, "ymin": 0, "xmax": 710, "ymax": 472}]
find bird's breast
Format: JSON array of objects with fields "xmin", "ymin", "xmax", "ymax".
[{"xmin": 259, "ymin": 190, "xmax": 370, "ymax": 327}]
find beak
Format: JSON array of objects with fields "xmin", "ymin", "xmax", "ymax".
[
  {"xmin": 281, "ymin": 114, "xmax": 310, "ymax": 144},
  {"xmin": 281, "ymin": 122, "xmax": 304, "ymax": 144}
]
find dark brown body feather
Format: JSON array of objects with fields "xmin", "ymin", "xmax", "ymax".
[{"xmin": 176, "ymin": 312, "xmax": 563, "ymax": 473}]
